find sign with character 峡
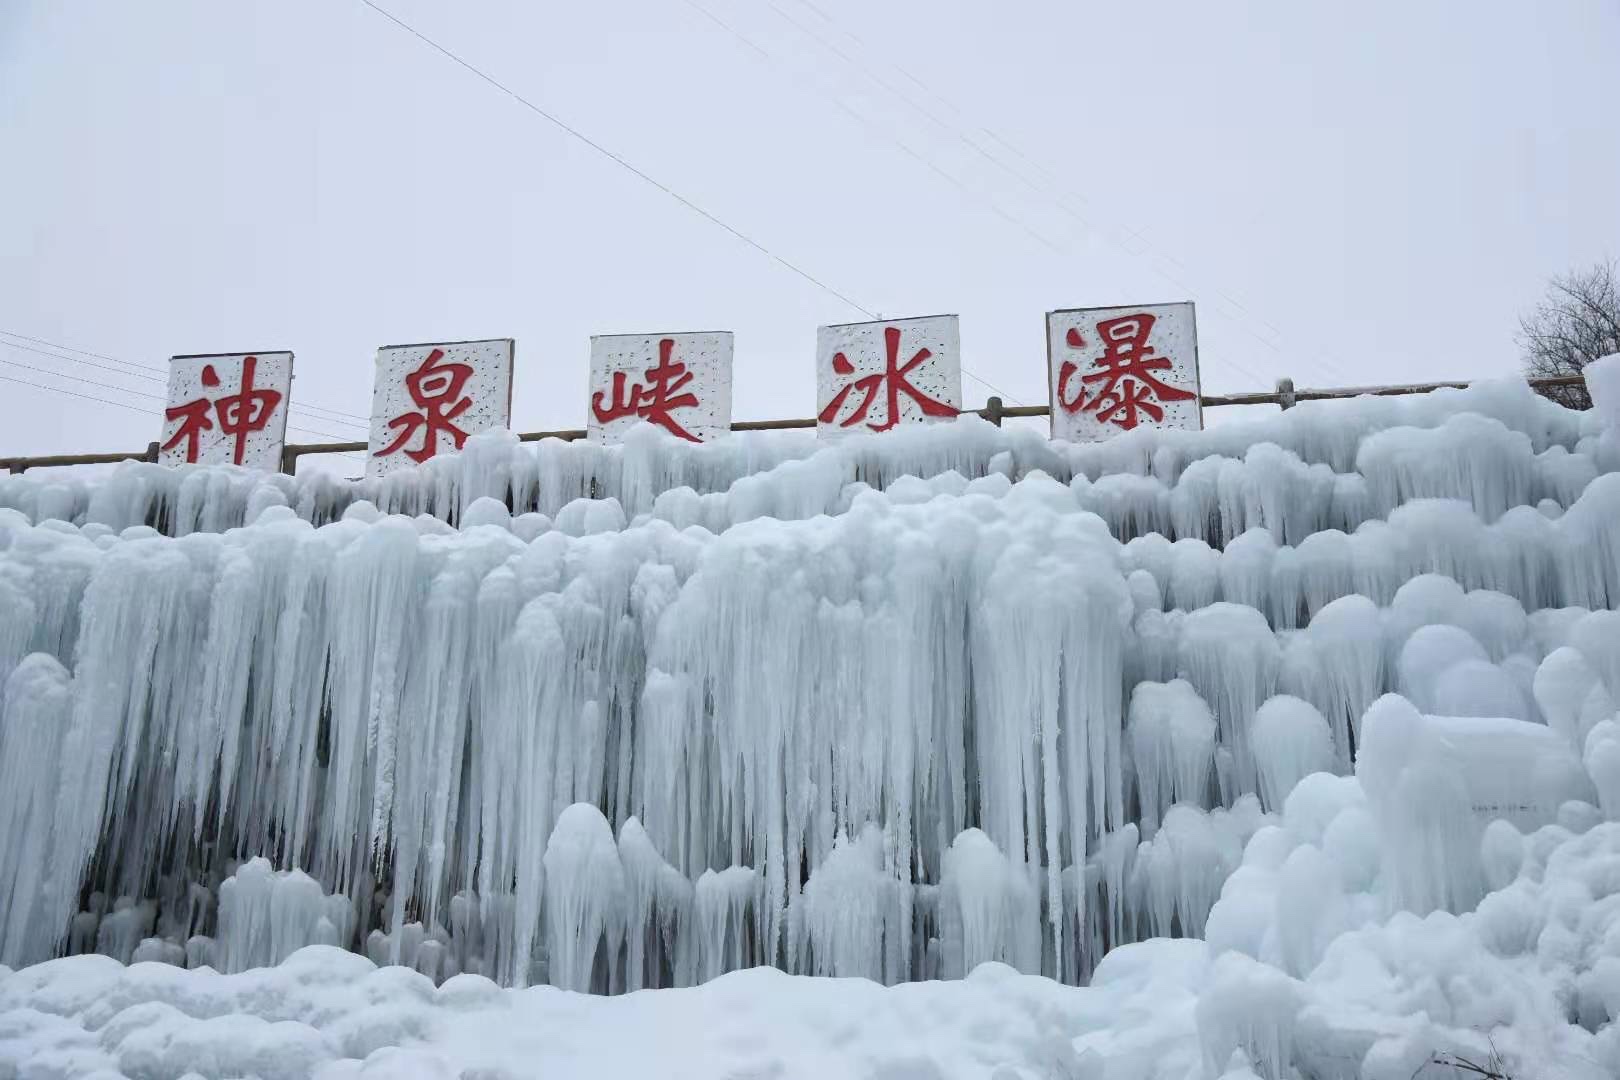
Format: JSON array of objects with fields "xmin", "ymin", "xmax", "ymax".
[
  {"xmin": 815, "ymin": 314, "xmax": 961, "ymax": 438},
  {"xmin": 1046, "ymin": 302, "xmax": 1201, "ymax": 442},
  {"xmin": 587, "ymin": 331, "xmax": 733, "ymax": 443},
  {"xmin": 367, "ymin": 338, "xmax": 514, "ymax": 478},
  {"xmin": 159, "ymin": 351, "xmax": 294, "ymax": 470}
]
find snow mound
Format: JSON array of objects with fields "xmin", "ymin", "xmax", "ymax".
[{"xmin": 0, "ymin": 952, "xmax": 1123, "ymax": 1080}]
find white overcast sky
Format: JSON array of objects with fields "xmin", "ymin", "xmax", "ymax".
[{"xmin": 2, "ymin": 0, "xmax": 1616, "ymax": 467}]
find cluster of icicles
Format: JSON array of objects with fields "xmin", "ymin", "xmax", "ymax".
[{"xmin": 0, "ymin": 377, "xmax": 1616, "ymax": 992}]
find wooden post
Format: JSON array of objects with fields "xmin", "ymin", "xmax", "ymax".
[
  {"xmin": 983, "ymin": 396, "xmax": 1005, "ymax": 427},
  {"xmin": 145, "ymin": 441, "xmax": 160, "ymax": 463},
  {"xmin": 1275, "ymin": 377, "xmax": 1297, "ymax": 411}
]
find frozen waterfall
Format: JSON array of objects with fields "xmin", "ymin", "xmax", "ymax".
[{"xmin": 1, "ymin": 373, "xmax": 1617, "ymax": 992}]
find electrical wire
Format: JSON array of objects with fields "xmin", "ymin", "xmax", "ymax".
[
  {"xmin": 0, "ymin": 371, "xmax": 366, "ymax": 465},
  {"xmin": 758, "ymin": 0, "xmax": 1356, "ymax": 384},
  {"xmin": 0, "ymin": 328, "xmax": 376, "ymax": 426},
  {"xmin": 355, "ymin": 0, "xmax": 1024, "ymax": 405},
  {"xmin": 0, "ymin": 356, "xmax": 364, "ymax": 444},
  {"xmin": 675, "ymin": 0, "xmax": 1271, "ymax": 387}
]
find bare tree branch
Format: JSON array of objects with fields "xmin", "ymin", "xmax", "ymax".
[
  {"xmin": 1517, "ymin": 260, "xmax": 1620, "ymax": 409},
  {"xmin": 1427, "ymin": 1037, "xmax": 1517, "ymax": 1079}
]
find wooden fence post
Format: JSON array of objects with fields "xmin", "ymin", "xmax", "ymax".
[
  {"xmin": 1275, "ymin": 377, "xmax": 1297, "ymax": 410},
  {"xmin": 983, "ymin": 396, "xmax": 1004, "ymax": 427}
]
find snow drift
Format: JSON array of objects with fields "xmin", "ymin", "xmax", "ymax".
[{"xmin": 1, "ymin": 360, "xmax": 1619, "ymax": 1078}]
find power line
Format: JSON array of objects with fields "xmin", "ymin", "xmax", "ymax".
[
  {"xmin": 0, "ymin": 356, "xmax": 363, "ymax": 444},
  {"xmin": 0, "ymin": 328, "xmax": 148, "ymax": 370},
  {"xmin": 354, "ymin": 0, "xmax": 1024, "ymax": 406},
  {"xmin": 761, "ymin": 0, "xmax": 1354, "ymax": 384},
  {"xmin": 358, "ymin": 0, "xmax": 873, "ymax": 317},
  {"xmin": 680, "ymin": 0, "xmax": 1062, "ymax": 262},
  {"xmin": 0, "ymin": 371, "xmax": 365, "ymax": 465},
  {"xmin": 677, "ymin": 0, "xmax": 1270, "ymax": 388},
  {"xmin": 0, "ymin": 329, "xmax": 374, "ymax": 428},
  {"xmin": 681, "ymin": 0, "xmax": 1063, "ymax": 400},
  {"xmin": 1, "ymin": 338, "xmax": 165, "ymax": 386},
  {"xmin": 0, "ymin": 372, "xmax": 159, "ymax": 421},
  {"xmin": 0, "ymin": 356, "xmax": 176, "ymax": 406},
  {"xmin": 0, "ymin": 340, "xmax": 369, "ymax": 435},
  {"xmin": 0, "ymin": 328, "xmax": 374, "ymax": 425},
  {"xmin": 694, "ymin": 0, "xmax": 1319, "ymax": 385}
]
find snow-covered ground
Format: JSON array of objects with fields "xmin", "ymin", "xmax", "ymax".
[{"xmin": 2, "ymin": 358, "xmax": 1619, "ymax": 1079}]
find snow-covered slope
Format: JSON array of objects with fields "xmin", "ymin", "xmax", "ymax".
[{"xmin": 1, "ymin": 361, "xmax": 1619, "ymax": 1079}]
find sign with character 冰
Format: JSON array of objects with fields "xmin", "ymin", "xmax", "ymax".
[
  {"xmin": 367, "ymin": 338, "xmax": 514, "ymax": 479},
  {"xmin": 815, "ymin": 314, "xmax": 961, "ymax": 438},
  {"xmin": 159, "ymin": 351, "xmax": 294, "ymax": 470},
  {"xmin": 1046, "ymin": 302, "xmax": 1201, "ymax": 441},
  {"xmin": 587, "ymin": 331, "xmax": 733, "ymax": 443}
]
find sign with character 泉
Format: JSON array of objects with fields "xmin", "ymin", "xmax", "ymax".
[
  {"xmin": 367, "ymin": 338, "xmax": 514, "ymax": 478},
  {"xmin": 160, "ymin": 351, "xmax": 294, "ymax": 469},
  {"xmin": 587, "ymin": 331, "xmax": 733, "ymax": 443},
  {"xmin": 815, "ymin": 314, "xmax": 961, "ymax": 438},
  {"xmin": 1047, "ymin": 302, "xmax": 1201, "ymax": 441}
]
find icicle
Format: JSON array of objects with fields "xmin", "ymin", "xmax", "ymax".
[
  {"xmin": 618, "ymin": 817, "xmax": 691, "ymax": 991},
  {"xmin": 1356, "ymin": 693, "xmax": 1594, "ymax": 915},
  {"xmin": 0, "ymin": 654, "xmax": 75, "ymax": 967},
  {"xmin": 1249, "ymin": 696, "xmax": 1335, "ymax": 812},
  {"xmin": 690, "ymin": 866, "xmax": 760, "ymax": 985},
  {"xmin": 541, "ymin": 804, "xmax": 625, "ymax": 993},
  {"xmin": 215, "ymin": 858, "xmax": 351, "ymax": 974},
  {"xmin": 1196, "ymin": 952, "xmax": 1302, "ymax": 1080},
  {"xmin": 794, "ymin": 826, "xmax": 898, "ymax": 981},
  {"xmin": 1586, "ymin": 720, "xmax": 1620, "ymax": 821},
  {"xmin": 1179, "ymin": 604, "xmax": 1279, "ymax": 799},
  {"xmin": 937, "ymin": 829, "xmax": 1040, "ymax": 978},
  {"xmin": 1301, "ymin": 594, "xmax": 1383, "ymax": 766},
  {"xmin": 1128, "ymin": 679, "xmax": 1216, "ymax": 837}
]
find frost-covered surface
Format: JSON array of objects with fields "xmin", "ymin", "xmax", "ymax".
[
  {"xmin": 1, "ymin": 377, "xmax": 1612, "ymax": 541},
  {"xmin": 2, "ymin": 374, "xmax": 1620, "ymax": 1078}
]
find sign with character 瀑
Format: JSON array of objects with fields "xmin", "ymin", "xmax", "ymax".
[
  {"xmin": 367, "ymin": 338, "xmax": 514, "ymax": 479},
  {"xmin": 815, "ymin": 314, "xmax": 962, "ymax": 438},
  {"xmin": 159, "ymin": 351, "xmax": 294, "ymax": 470},
  {"xmin": 587, "ymin": 331, "xmax": 733, "ymax": 443},
  {"xmin": 1046, "ymin": 302, "xmax": 1202, "ymax": 442}
]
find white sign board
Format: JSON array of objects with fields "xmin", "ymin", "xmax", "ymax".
[
  {"xmin": 587, "ymin": 332, "xmax": 733, "ymax": 444},
  {"xmin": 367, "ymin": 338, "xmax": 514, "ymax": 478},
  {"xmin": 160, "ymin": 351, "xmax": 293, "ymax": 469},
  {"xmin": 1046, "ymin": 302, "xmax": 1201, "ymax": 441},
  {"xmin": 815, "ymin": 314, "xmax": 962, "ymax": 437}
]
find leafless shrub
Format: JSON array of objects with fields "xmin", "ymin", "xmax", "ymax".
[{"xmin": 1517, "ymin": 260, "xmax": 1620, "ymax": 410}]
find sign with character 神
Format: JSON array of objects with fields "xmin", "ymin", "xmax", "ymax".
[
  {"xmin": 588, "ymin": 332, "xmax": 733, "ymax": 444},
  {"xmin": 367, "ymin": 339, "xmax": 514, "ymax": 479},
  {"xmin": 160, "ymin": 351, "xmax": 294, "ymax": 470},
  {"xmin": 1046, "ymin": 302, "xmax": 1202, "ymax": 441},
  {"xmin": 815, "ymin": 314, "xmax": 962, "ymax": 438}
]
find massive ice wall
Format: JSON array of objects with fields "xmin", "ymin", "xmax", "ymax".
[{"xmin": 0, "ymin": 374, "xmax": 1617, "ymax": 993}]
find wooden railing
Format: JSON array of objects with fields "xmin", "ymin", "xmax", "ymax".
[{"xmin": 0, "ymin": 374, "xmax": 1590, "ymax": 476}]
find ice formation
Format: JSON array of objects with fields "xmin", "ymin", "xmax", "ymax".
[{"xmin": 2, "ymin": 371, "xmax": 1620, "ymax": 1078}]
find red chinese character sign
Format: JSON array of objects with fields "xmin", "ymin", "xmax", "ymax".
[
  {"xmin": 367, "ymin": 338, "xmax": 514, "ymax": 478},
  {"xmin": 159, "ymin": 351, "xmax": 293, "ymax": 469},
  {"xmin": 816, "ymin": 315, "xmax": 962, "ymax": 438},
  {"xmin": 588, "ymin": 332, "xmax": 733, "ymax": 444},
  {"xmin": 1046, "ymin": 302, "xmax": 1202, "ymax": 442}
]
